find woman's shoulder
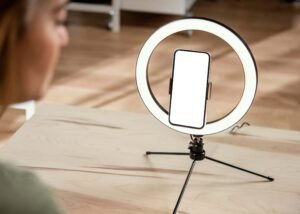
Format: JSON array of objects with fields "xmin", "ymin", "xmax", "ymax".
[{"xmin": 0, "ymin": 161, "xmax": 63, "ymax": 214}]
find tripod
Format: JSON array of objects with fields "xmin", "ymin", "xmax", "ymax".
[{"xmin": 146, "ymin": 135, "xmax": 274, "ymax": 214}]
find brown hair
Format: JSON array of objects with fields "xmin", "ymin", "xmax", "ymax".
[{"xmin": 0, "ymin": 0, "xmax": 28, "ymax": 108}]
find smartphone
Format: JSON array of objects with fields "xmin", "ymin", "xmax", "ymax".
[{"xmin": 169, "ymin": 49, "xmax": 210, "ymax": 129}]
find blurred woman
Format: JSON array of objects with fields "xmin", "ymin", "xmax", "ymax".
[{"xmin": 0, "ymin": 0, "xmax": 69, "ymax": 213}]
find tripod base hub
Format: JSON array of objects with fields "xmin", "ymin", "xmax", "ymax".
[{"xmin": 188, "ymin": 140, "xmax": 205, "ymax": 160}]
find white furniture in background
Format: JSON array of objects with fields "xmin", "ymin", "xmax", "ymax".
[
  {"xmin": 68, "ymin": 0, "xmax": 198, "ymax": 32},
  {"xmin": 68, "ymin": 0, "xmax": 121, "ymax": 32},
  {"xmin": 121, "ymin": 0, "xmax": 197, "ymax": 15}
]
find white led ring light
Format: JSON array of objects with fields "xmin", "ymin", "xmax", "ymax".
[{"xmin": 136, "ymin": 18, "xmax": 257, "ymax": 135}]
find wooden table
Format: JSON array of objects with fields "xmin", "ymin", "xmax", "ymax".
[{"xmin": 0, "ymin": 104, "xmax": 299, "ymax": 214}]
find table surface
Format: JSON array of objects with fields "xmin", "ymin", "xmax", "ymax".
[{"xmin": 0, "ymin": 104, "xmax": 299, "ymax": 214}]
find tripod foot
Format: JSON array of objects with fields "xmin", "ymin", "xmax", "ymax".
[
  {"xmin": 146, "ymin": 151, "xmax": 189, "ymax": 156},
  {"xmin": 173, "ymin": 160, "xmax": 197, "ymax": 214},
  {"xmin": 205, "ymin": 156, "xmax": 274, "ymax": 182}
]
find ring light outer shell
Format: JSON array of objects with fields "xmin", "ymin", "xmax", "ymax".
[{"xmin": 136, "ymin": 18, "xmax": 257, "ymax": 135}]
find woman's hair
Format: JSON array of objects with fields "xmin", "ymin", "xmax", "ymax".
[{"xmin": 0, "ymin": 0, "xmax": 28, "ymax": 107}]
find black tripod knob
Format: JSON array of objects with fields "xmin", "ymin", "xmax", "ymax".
[{"xmin": 188, "ymin": 138, "xmax": 205, "ymax": 161}]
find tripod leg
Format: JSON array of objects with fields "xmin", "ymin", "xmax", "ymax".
[
  {"xmin": 173, "ymin": 160, "xmax": 197, "ymax": 214},
  {"xmin": 146, "ymin": 152, "xmax": 189, "ymax": 156},
  {"xmin": 205, "ymin": 156, "xmax": 274, "ymax": 181}
]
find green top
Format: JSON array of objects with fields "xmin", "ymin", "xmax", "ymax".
[{"xmin": 0, "ymin": 161, "xmax": 63, "ymax": 214}]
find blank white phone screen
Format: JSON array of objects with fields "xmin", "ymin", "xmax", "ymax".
[{"xmin": 169, "ymin": 50, "xmax": 210, "ymax": 129}]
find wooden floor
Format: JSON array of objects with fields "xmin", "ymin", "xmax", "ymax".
[
  {"xmin": 1, "ymin": 0, "xmax": 300, "ymax": 144},
  {"xmin": 42, "ymin": 0, "xmax": 300, "ymax": 131}
]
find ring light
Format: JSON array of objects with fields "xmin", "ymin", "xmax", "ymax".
[{"xmin": 136, "ymin": 18, "xmax": 257, "ymax": 135}]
